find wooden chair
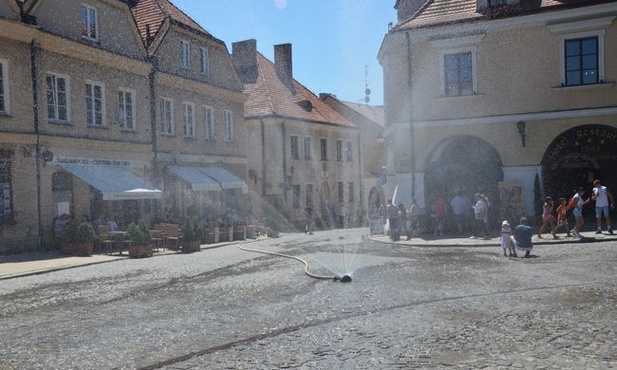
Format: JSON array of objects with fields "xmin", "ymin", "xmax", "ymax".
[
  {"xmin": 150, "ymin": 224, "xmax": 166, "ymax": 252},
  {"xmin": 97, "ymin": 225, "xmax": 114, "ymax": 255},
  {"xmin": 163, "ymin": 224, "xmax": 181, "ymax": 251}
]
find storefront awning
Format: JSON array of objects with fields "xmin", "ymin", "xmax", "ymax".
[
  {"xmin": 200, "ymin": 167, "xmax": 248, "ymax": 193},
  {"xmin": 56, "ymin": 163, "xmax": 162, "ymax": 200},
  {"xmin": 169, "ymin": 166, "xmax": 221, "ymax": 192}
]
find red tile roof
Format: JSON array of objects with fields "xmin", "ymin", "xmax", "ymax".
[
  {"xmin": 395, "ymin": 0, "xmax": 613, "ymax": 30},
  {"xmin": 243, "ymin": 53, "xmax": 356, "ymax": 128},
  {"xmin": 130, "ymin": 0, "xmax": 209, "ymax": 44}
]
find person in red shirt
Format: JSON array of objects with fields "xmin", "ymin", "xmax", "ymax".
[{"xmin": 433, "ymin": 196, "xmax": 447, "ymax": 236}]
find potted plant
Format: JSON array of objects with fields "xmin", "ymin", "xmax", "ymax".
[
  {"xmin": 181, "ymin": 217, "xmax": 201, "ymax": 253},
  {"xmin": 202, "ymin": 215, "xmax": 219, "ymax": 244},
  {"xmin": 127, "ymin": 221, "xmax": 153, "ymax": 258},
  {"xmin": 60, "ymin": 221, "xmax": 96, "ymax": 256}
]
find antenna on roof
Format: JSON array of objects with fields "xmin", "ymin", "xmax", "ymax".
[{"xmin": 364, "ymin": 65, "xmax": 371, "ymax": 104}]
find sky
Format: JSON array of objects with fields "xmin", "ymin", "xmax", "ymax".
[{"xmin": 170, "ymin": 0, "xmax": 397, "ymax": 106}]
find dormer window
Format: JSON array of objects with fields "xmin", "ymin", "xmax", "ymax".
[
  {"xmin": 296, "ymin": 100, "xmax": 313, "ymax": 112},
  {"xmin": 80, "ymin": 5, "xmax": 98, "ymax": 41}
]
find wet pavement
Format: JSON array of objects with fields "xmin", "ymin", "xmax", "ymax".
[{"xmin": 0, "ymin": 229, "xmax": 615, "ymax": 369}]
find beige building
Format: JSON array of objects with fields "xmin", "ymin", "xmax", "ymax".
[
  {"xmin": 320, "ymin": 94, "xmax": 387, "ymax": 217},
  {"xmin": 232, "ymin": 40, "xmax": 362, "ymax": 230},
  {"xmin": 379, "ymin": 0, "xmax": 617, "ymax": 227},
  {"xmin": 0, "ymin": 0, "xmax": 247, "ymax": 253}
]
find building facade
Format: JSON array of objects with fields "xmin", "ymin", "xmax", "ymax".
[
  {"xmin": 232, "ymin": 40, "xmax": 362, "ymax": 230},
  {"xmin": 0, "ymin": 0, "xmax": 247, "ymax": 253},
  {"xmin": 379, "ymin": 0, "xmax": 617, "ymax": 227}
]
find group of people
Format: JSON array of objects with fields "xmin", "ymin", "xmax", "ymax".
[
  {"xmin": 500, "ymin": 179, "xmax": 614, "ymax": 258},
  {"xmin": 385, "ymin": 198, "xmax": 417, "ymax": 241}
]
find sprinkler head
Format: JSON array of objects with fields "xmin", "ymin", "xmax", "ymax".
[{"xmin": 334, "ymin": 275, "xmax": 352, "ymax": 283}]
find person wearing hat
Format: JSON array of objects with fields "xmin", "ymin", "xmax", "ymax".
[{"xmin": 500, "ymin": 220, "xmax": 516, "ymax": 257}]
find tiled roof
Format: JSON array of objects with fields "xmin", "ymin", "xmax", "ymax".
[
  {"xmin": 340, "ymin": 100, "xmax": 385, "ymax": 128},
  {"xmin": 243, "ymin": 53, "xmax": 356, "ymax": 128},
  {"xmin": 394, "ymin": 0, "xmax": 613, "ymax": 30},
  {"xmin": 130, "ymin": 0, "xmax": 209, "ymax": 44}
]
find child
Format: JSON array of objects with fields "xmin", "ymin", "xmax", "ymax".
[
  {"xmin": 554, "ymin": 197, "xmax": 571, "ymax": 237},
  {"xmin": 537, "ymin": 196, "xmax": 557, "ymax": 239},
  {"xmin": 501, "ymin": 220, "xmax": 517, "ymax": 257}
]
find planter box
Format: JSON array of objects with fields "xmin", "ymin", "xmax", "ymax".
[
  {"xmin": 203, "ymin": 227, "xmax": 219, "ymax": 244},
  {"xmin": 128, "ymin": 244, "xmax": 153, "ymax": 258},
  {"xmin": 233, "ymin": 226, "xmax": 246, "ymax": 240},
  {"xmin": 60, "ymin": 242, "xmax": 94, "ymax": 257},
  {"xmin": 182, "ymin": 240, "xmax": 201, "ymax": 253}
]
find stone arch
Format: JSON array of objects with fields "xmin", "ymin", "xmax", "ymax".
[
  {"xmin": 424, "ymin": 135, "xmax": 503, "ymax": 220},
  {"xmin": 541, "ymin": 124, "xmax": 617, "ymax": 200}
]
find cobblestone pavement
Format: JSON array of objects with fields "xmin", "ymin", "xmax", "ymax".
[{"xmin": 0, "ymin": 228, "xmax": 615, "ymax": 369}]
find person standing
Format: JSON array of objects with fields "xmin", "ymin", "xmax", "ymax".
[
  {"xmin": 511, "ymin": 217, "xmax": 533, "ymax": 258},
  {"xmin": 591, "ymin": 179, "xmax": 614, "ymax": 235},
  {"xmin": 500, "ymin": 220, "xmax": 516, "ymax": 257},
  {"xmin": 450, "ymin": 191, "xmax": 467, "ymax": 235},
  {"xmin": 554, "ymin": 197, "xmax": 571, "ymax": 237},
  {"xmin": 471, "ymin": 193, "xmax": 489, "ymax": 239},
  {"xmin": 433, "ymin": 196, "xmax": 447, "ymax": 236},
  {"xmin": 304, "ymin": 205, "xmax": 314, "ymax": 235},
  {"xmin": 398, "ymin": 202, "xmax": 409, "ymax": 240},
  {"xmin": 537, "ymin": 196, "xmax": 557, "ymax": 239},
  {"xmin": 386, "ymin": 199, "xmax": 400, "ymax": 241},
  {"xmin": 571, "ymin": 187, "xmax": 590, "ymax": 239}
]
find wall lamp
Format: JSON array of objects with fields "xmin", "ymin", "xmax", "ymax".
[{"xmin": 516, "ymin": 121, "xmax": 526, "ymax": 147}]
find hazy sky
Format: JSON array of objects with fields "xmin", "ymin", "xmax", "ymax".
[{"xmin": 170, "ymin": 0, "xmax": 396, "ymax": 106}]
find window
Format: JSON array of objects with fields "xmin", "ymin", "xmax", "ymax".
[
  {"xmin": 565, "ymin": 37, "xmax": 599, "ymax": 86},
  {"xmin": 292, "ymin": 185, "xmax": 301, "ymax": 209},
  {"xmin": 223, "ymin": 110, "xmax": 233, "ymax": 141},
  {"xmin": 204, "ymin": 106, "xmax": 214, "ymax": 140},
  {"xmin": 200, "ymin": 47, "xmax": 210, "ymax": 76},
  {"xmin": 305, "ymin": 184, "xmax": 314, "ymax": 207},
  {"xmin": 338, "ymin": 181, "xmax": 345, "ymax": 203},
  {"xmin": 348, "ymin": 182, "xmax": 355, "ymax": 202},
  {"xmin": 346, "ymin": 141, "xmax": 353, "ymax": 162},
  {"xmin": 183, "ymin": 102, "xmax": 195, "ymax": 137},
  {"xmin": 160, "ymin": 98, "xmax": 174, "ymax": 135},
  {"xmin": 117, "ymin": 89, "xmax": 135, "ymax": 130},
  {"xmin": 80, "ymin": 4, "xmax": 98, "ymax": 41},
  {"xmin": 0, "ymin": 159, "xmax": 13, "ymax": 223},
  {"xmin": 290, "ymin": 135, "xmax": 299, "ymax": 160},
  {"xmin": 46, "ymin": 73, "xmax": 69, "ymax": 122},
  {"xmin": 444, "ymin": 52, "xmax": 473, "ymax": 96},
  {"xmin": 0, "ymin": 60, "xmax": 8, "ymax": 114},
  {"xmin": 320, "ymin": 138, "xmax": 328, "ymax": 160},
  {"xmin": 85, "ymin": 82, "xmax": 104, "ymax": 126},
  {"xmin": 180, "ymin": 40, "xmax": 191, "ymax": 69},
  {"xmin": 304, "ymin": 137, "xmax": 313, "ymax": 160},
  {"xmin": 336, "ymin": 140, "xmax": 343, "ymax": 161}
]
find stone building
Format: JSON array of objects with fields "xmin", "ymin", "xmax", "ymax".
[
  {"xmin": 232, "ymin": 40, "xmax": 361, "ymax": 230},
  {"xmin": 0, "ymin": 0, "xmax": 247, "ymax": 253},
  {"xmin": 379, "ymin": 0, "xmax": 617, "ymax": 227}
]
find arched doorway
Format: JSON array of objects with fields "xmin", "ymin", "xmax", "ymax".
[
  {"xmin": 542, "ymin": 124, "xmax": 617, "ymax": 204},
  {"xmin": 424, "ymin": 135, "xmax": 503, "ymax": 226}
]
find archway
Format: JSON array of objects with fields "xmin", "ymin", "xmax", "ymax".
[
  {"xmin": 424, "ymin": 135, "xmax": 503, "ymax": 226},
  {"xmin": 541, "ymin": 124, "xmax": 617, "ymax": 203}
]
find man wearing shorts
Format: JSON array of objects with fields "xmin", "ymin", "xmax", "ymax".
[{"xmin": 591, "ymin": 180, "xmax": 614, "ymax": 235}]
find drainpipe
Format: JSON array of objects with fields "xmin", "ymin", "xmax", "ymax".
[
  {"xmin": 30, "ymin": 40, "xmax": 43, "ymax": 248},
  {"xmin": 281, "ymin": 119, "xmax": 288, "ymax": 201},
  {"xmin": 148, "ymin": 56, "xmax": 160, "ymax": 216},
  {"xmin": 406, "ymin": 31, "xmax": 416, "ymax": 203},
  {"xmin": 259, "ymin": 118, "xmax": 266, "ymax": 196}
]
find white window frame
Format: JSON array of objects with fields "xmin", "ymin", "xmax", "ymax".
[
  {"xmin": 200, "ymin": 47, "xmax": 210, "ymax": 76},
  {"xmin": 558, "ymin": 30, "xmax": 605, "ymax": 87},
  {"xmin": 180, "ymin": 40, "xmax": 191, "ymax": 69},
  {"xmin": 290, "ymin": 135, "xmax": 299, "ymax": 160},
  {"xmin": 348, "ymin": 182, "xmax": 355, "ymax": 202},
  {"xmin": 0, "ymin": 60, "xmax": 9, "ymax": 114},
  {"xmin": 183, "ymin": 102, "xmax": 195, "ymax": 137},
  {"xmin": 346, "ymin": 140, "xmax": 353, "ymax": 162},
  {"xmin": 336, "ymin": 139, "xmax": 343, "ymax": 161},
  {"xmin": 80, "ymin": 4, "xmax": 98, "ymax": 41},
  {"xmin": 117, "ymin": 88, "xmax": 136, "ymax": 131},
  {"xmin": 160, "ymin": 98, "xmax": 174, "ymax": 136},
  {"xmin": 46, "ymin": 72, "xmax": 70, "ymax": 123},
  {"xmin": 85, "ymin": 80, "xmax": 105, "ymax": 127},
  {"xmin": 439, "ymin": 48, "xmax": 477, "ymax": 97},
  {"xmin": 303, "ymin": 136, "xmax": 313, "ymax": 160},
  {"xmin": 203, "ymin": 106, "xmax": 214, "ymax": 140},
  {"xmin": 223, "ymin": 110, "xmax": 233, "ymax": 142}
]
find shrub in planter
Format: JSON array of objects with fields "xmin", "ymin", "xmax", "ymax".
[
  {"xmin": 181, "ymin": 217, "xmax": 201, "ymax": 253},
  {"xmin": 60, "ymin": 222, "xmax": 96, "ymax": 256},
  {"xmin": 127, "ymin": 221, "xmax": 153, "ymax": 258}
]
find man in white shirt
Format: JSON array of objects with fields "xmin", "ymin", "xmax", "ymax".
[{"xmin": 591, "ymin": 179, "xmax": 614, "ymax": 235}]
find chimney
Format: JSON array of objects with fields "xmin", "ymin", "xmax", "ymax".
[
  {"xmin": 395, "ymin": 0, "xmax": 428, "ymax": 23},
  {"xmin": 274, "ymin": 43, "xmax": 294, "ymax": 92},
  {"xmin": 232, "ymin": 39, "xmax": 258, "ymax": 83}
]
